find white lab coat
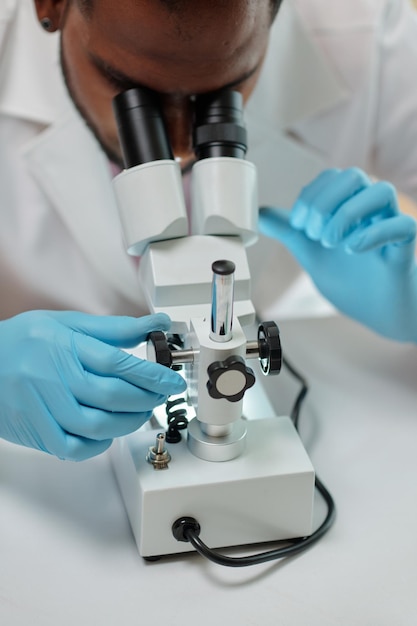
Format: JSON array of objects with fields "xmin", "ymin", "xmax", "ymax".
[{"xmin": 1, "ymin": 0, "xmax": 417, "ymax": 320}]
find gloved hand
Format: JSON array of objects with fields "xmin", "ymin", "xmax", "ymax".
[
  {"xmin": 0, "ymin": 310, "xmax": 186, "ymax": 461},
  {"xmin": 259, "ymin": 168, "xmax": 417, "ymax": 342}
]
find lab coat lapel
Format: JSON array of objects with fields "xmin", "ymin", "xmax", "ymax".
[
  {"xmin": 246, "ymin": 0, "xmax": 349, "ymax": 207},
  {"xmin": 23, "ymin": 109, "xmax": 139, "ymax": 301},
  {"xmin": 0, "ymin": 4, "xmax": 138, "ymax": 301}
]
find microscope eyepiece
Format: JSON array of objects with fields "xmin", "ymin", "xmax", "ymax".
[
  {"xmin": 113, "ymin": 87, "xmax": 174, "ymax": 168},
  {"xmin": 193, "ymin": 90, "xmax": 247, "ymax": 160}
]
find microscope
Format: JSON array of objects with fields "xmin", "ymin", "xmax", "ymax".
[{"xmin": 109, "ymin": 87, "xmax": 315, "ymax": 559}]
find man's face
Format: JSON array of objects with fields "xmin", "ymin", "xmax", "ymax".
[{"xmin": 52, "ymin": 0, "xmax": 272, "ymax": 168}]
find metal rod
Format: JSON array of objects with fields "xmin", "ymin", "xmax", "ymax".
[
  {"xmin": 171, "ymin": 349, "xmax": 196, "ymax": 365},
  {"xmin": 210, "ymin": 260, "xmax": 235, "ymax": 343},
  {"xmin": 245, "ymin": 340, "xmax": 259, "ymax": 359}
]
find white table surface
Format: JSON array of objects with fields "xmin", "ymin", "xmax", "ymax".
[{"xmin": 1, "ymin": 315, "xmax": 416, "ymax": 626}]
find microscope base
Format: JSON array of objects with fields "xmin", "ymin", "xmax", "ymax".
[{"xmin": 110, "ymin": 417, "xmax": 315, "ymax": 558}]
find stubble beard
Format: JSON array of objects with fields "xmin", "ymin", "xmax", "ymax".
[{"xmin": 59, "ymin": 40, "xmax": 125, "ymax": 169}]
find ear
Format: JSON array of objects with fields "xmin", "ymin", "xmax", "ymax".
[{"xmin": 33, "ymin": 0, "xmax": 69, "ymax": 31}]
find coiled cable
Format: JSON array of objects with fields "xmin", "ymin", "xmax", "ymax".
[{"xmin": 165, "ymin": 396, "xmax": 189, "ymax": 443}]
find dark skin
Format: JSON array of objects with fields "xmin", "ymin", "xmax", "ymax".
[{"xmin": 34, "ymin": 0, "xmax": 272, "ymax": 168}]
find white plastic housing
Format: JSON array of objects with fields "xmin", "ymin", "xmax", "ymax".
[
  {"xmin": 110, "ymin": 417, "xmax": 315, "ymax": 557},
  {"xmin": 113, "ymin": 160, "xmax": 188, "ymax": 256},
  {"xmin": 138, "ymin": 235, "xmax": 255, "ymax": 329},
  {"xmin": 191, "ymin": 157, "xmax": 258, "ymax": 246},
  {"xmin": 186, "ymin": 316, "xmax": 247, "ymax": 427}
]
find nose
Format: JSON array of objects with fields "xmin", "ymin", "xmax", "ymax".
[{"xmin": 160, "ymin": 95, "xmax": 195, "ymax": 166}]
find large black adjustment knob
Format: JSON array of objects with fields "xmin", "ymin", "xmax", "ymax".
[
  {"xmin": 147, "ymin": 331, "xmax": 172, "ymax": 368},
  {"xmin": 257, "ymin": 321, "xmax": 282, "ymax": 375},
  {"xmin": 207, "ymin": 355, "xmax": 255, "ymax": 403}
]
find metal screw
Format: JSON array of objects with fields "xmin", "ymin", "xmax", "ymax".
[{"xmin": 146, "ymin": 433, "xmax": 171, "ymax": 470}]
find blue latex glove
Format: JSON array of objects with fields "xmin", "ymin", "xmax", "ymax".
[
  {"xmin": 259, "ymin": 168, "xmax": 417, "ymax": 342},
  {"xmin": 0, "ymin": 311, "xmax": 186, "ymax": 460}
]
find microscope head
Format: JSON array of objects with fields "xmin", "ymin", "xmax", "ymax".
[{"xmin": 112, "ymin": 85, "xmax": 258, "ymax": 329}]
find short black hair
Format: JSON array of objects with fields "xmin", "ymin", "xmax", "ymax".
[{"xmin": 77, "ymin": 0, "xmax": 283, "ymax": 22}]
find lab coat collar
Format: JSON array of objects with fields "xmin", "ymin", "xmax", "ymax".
[
  {"xmin": 23, "ymin": 107, "xmax": 140, "ymax": 302},
  {"xmin": 246, "ymin": 0, "xmax": 348, "ymax": 134},
  {"xmin": 0, "ymin": 7, "xmax": 139, "ymax": 301}
]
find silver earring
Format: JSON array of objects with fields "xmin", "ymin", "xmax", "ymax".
[{"xmin": 40, "ymin": 17, "xmax": 53, "ymax": 31}]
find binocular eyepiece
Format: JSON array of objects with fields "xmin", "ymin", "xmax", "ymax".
[{"xmin": 113, "ymin": 86, "xmax": 247, "ymax": 169}]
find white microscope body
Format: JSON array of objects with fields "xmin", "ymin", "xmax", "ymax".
[{"xmin": 110, "ymin": 88, "xmax": 315, "ymax": 558}]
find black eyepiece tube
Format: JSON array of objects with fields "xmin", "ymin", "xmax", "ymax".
[
  {"xmin": 193, "ymin": 90, "xmax": 247, "ymax": 160},
  {"xmin": 113, "ymin": 87, "xmax": 174, "ymax": 168}
]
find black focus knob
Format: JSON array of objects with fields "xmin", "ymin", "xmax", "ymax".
[
  {"xmin": 257, "ymin": 321, "xmax": 282, "ymax": 375},
  {"xmin": 207, "ymin": 355, "xmax": 255, "ymax": 403},
  {"xmin": 147, "ymin": 331, "xmax": 172, "ymax": 368}
]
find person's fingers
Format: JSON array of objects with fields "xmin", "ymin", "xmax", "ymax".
[
  {"xmin": 48, "ymin": 311, "xmax": 172, "ymax": 348},
  {"xmin": 259, "ymin": 206, "xmax": 318, "ymax": 268},
  {"xmin": 321, "ymin": 182, "xmax": 399, "ymax": 247},
  {"xmin": 58, "ymin": 405, "xmax": 153, "ymax": 441},
  {"xmin": 55, "ymin": 433, "xmax": 113, "ymax": 462},
  {"xmin": 27, "ymin": 398, "xmax": 114, "ymax": 461},
  {"xmin": 35, "ymin": 386, "xmax": 152, "ymax": 453},
  {"xmin": 259, "ymin": 206, "xmax": 298, "ymax": 244},
  {"xmin": 298, "ymin": 168, "xmax": 372, "ymax": 240},
  {"xmin": 290, "ymin": 168, "xmax": 341, "ymax": 228},
  {"xmin": 70, "ymin": 368, "xmax": 167, "ymax": 412},
  {"xmin": 345, "ymin": 215, "xmax": 417, "ymax": 267},
  {"xmin": 73, "ymin": 333, "xmax": 186, "ymax": 395}
]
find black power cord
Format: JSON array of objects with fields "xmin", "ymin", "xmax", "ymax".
[{"xmin": 172, "ymin": 355, "xmax": 336, "ymax": 567}]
